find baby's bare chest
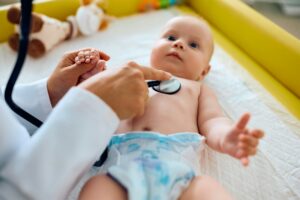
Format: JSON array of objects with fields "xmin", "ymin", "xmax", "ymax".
[
  {"xmin": 135, "ymin": 82, "xmax": 200, "ymax": 122},
  {"xmin": 146, "ymin": 83, "xmax": 199, "ymax": 114},
  {"xmin": 116, "ymin": 80, "xmax": 201, "ymax": 134}
]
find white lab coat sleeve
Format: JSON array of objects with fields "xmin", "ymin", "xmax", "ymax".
[
  {"xmin": 0, "ymin": 100, "xmax": 30, "ymax": 171},
  {"xmin": 0, "ymin": 78, "xmax": 53, "ymax": 135},
  {"xmin": 0, "ymin": 87, "xmax": 120, "ymax": 200}
]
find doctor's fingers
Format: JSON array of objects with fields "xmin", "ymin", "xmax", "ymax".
[
  {"xmin": 98, "ymin": 51, "xmax": 110, "ymax": 61},
  {"xmin": 135, "ymin": 98, "xmax": 146, "ymax": 117},
  {"xmin": 127, "ymin": 61, "xmax": 171, "ymax": 81},
  {"xmin": 140, "ymin": 67, "xmax": 171, "ymax": 81},
  {"xmin": 142, "ymin": 83, "xmax": 149, "ymax": 108},
  {"xmin": 66, "ymin": 62, "xmax": 98, "ymax": 78},
  {"xmin": 80, "ymin": 60, "xmax": 106, "ymax": 80},
  {"xmin": 134, "ymin": 81, "xmax": 149, "ymax": 116}
]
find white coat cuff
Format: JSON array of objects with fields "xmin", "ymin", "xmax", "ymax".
[
  {"xmin": 1, "ymin": 78, "xmax": 52, "ymax": 135},
  {"xmin": 69, "ymin": 86, "xmax": 120, "ymax": 131},
  {"xmin": 37, "ymin": 78, "xmax": 53, "ymax": 119}
]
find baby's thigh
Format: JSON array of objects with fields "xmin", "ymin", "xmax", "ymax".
[
  {"xmin": 79, "ymin": 174, "xmax": 127, "ymax": 200},
  {"xmin": 179, "ymin": 176, "xmax": 233, "ymax": 200}
]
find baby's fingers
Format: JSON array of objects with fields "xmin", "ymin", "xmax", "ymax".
[
  {"xmin": 236, "ymin": 113, "xmax": 251, "ymax": 130},
  {"xmin": 241, "ymin": 157, "xmax": 249, "ymax": 167},
  {"xmin": 75, "ymin": 56, "xmax": 84, "ymax": 64},
  {"xmin": 238, "ymin": 144, "xmax": 257, "ymax": 157},
  {"xmin": 239, "ymin": 134, "xmax": 259, "ymax": 147},
  {"xmin": 236, "ymin": 151, "xmax": 250, "ymax": 166}
]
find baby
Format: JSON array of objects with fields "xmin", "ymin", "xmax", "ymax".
[{"xmin": 76, "ymin": 16, "xmax": 264, "ymax": 200}]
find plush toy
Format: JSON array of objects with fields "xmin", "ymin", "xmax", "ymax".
[
  {"xmin": 138, "ymin": 0, "xmax": 160, "ymax": 12},
  {"xmin": 7, "ymin": 0, "xmax": 110, "ymax": 58},
  {"xmin": 138, "ymin": 0, "xmax": 184, "ymax": 12}
]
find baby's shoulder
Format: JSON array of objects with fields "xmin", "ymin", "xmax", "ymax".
[
  {"xmin": 198, "ymin": 83, "xmax": 218, "ymax": 99},
  {"xmin": 177, "ymin": 78, "xmax": 202, "ymax": 98},
  {"xmin": 178, "ymin": 77, "xmax": 201, "ymax": 86}
]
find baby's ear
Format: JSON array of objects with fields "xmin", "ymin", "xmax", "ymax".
[{"xmin": 201, "ymin": 65, "xmax": 211, "ymax": 77}]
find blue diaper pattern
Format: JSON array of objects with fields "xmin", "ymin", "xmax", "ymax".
[{"xmin": 100, "ymin": 132, "xmax": 205, "ymax": 200}]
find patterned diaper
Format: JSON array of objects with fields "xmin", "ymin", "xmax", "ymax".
[{"xmin": 99, "ymin": 132, "xmax": 205, "ymax": 200}]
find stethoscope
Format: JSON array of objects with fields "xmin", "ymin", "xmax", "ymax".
[
  {"xmin": 4, "ymin": 0, "xmax": 44, "ymax": 127},
  {"xmin": 147, "ymin": 78, "xmax": 181, "ymax": 95},
  {"xmin": 4, "ymin": 0, "xmax": 181, "ymax": 167}
]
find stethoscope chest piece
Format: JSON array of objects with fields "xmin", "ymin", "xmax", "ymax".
[{"xmin": 147, "ymin": 78, "xmax": 181, "ymax": 95}]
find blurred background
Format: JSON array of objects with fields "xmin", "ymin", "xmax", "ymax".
[
  {"xmin": 1, "ymin": 0, "xmax": 299, "ymax": 39},
  {"xmin": 243, "ymin": 0, "xmax": 300, "ymax": 39}
]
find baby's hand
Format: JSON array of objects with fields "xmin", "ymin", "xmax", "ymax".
[
  {"xmin": 75, "ymin": 49, "xmax": 107, "ymax": 82},
  {"xmin": 75, "ymin": 49, "xmax": 100, "ymax": 65},
  {"xmin": 221, "ymin": 113, "xmax": 264, "ymax": 166},
  {"xmin": 47, "ymin": 48, "xmax": 109, "ymax": 106}
]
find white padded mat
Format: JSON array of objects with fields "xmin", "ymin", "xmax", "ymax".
[{"xmin": 1, "ymin": 8, "xmax": 299, "ymax": 200}]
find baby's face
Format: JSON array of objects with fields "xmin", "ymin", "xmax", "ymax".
[{"xmin": 150, "ymin": 16, "xmax": 213, "ymax": 80}]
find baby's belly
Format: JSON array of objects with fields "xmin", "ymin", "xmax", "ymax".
[
  {"xmin": 132, "ymin": 115, "xmax": 198, "ymax": 134},
  {"xmin": 116, "ymin": 95, "xmax": 199, "ymax": 134}
]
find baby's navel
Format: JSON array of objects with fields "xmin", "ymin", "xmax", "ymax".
[{"xmin": 143, "ymin": 127, "xmax": 152, "ymax": 131}]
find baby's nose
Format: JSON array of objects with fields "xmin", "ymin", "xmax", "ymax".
[{"xmin": 173, "ymin": 41, "xmax": 184, "ymax": 50}]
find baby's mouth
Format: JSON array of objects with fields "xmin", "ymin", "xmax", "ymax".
[{"xmin": 166, "ymin": 52, "xmax": 183, "ymax": 62}]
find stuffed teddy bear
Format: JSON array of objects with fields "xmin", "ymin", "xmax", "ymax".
[{"xmin": 7, "ymin": 0, "xmax": 110, "ymax": 58}]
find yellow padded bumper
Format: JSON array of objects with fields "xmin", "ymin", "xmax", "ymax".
[{"xmin": 187, "ymin": 0, "xmax": 300, "ymax": 119}]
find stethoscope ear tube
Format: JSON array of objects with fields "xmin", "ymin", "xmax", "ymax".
[{"xmin": 4, "ymin": 0, "xmax": 43, "ymax": 128}]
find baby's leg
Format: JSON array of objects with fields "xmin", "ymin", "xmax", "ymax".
[
  {"xmin": 179, "ymin": 176, "xmax": 233, "ymax": 200},
  {"xmin": 79, "ymin": 174, "xmax": 127, "ymax": 200}
]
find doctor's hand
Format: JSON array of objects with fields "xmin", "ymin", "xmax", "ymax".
[
  {"xmin": 47, "ymin": 48, "xmax": 110, "ymax": 107},
  {"xmin": 79, "ymin": 61, "xmax": 171, "ymax": 120}
]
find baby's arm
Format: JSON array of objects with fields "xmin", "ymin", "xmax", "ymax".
[{"xmin": 197, "ymin": 84, "xmax": 264, "ymax": 166}]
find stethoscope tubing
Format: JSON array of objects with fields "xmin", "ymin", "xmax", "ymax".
[
  {"xmin": 147, "ymin": 80, "xmax": 161, "ymax": 87},
  {"xmin": 4, "ymin": 0, "xmax": 43, "ymax": 128}
]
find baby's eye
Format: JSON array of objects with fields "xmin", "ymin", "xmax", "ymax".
[
  {"xmin": 189, "ymin": 42, "xmax": 199, "ymax": 49},
  {"xmin": 167, "ymin": 35, "xmax": 176, "ymax": 41}
]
